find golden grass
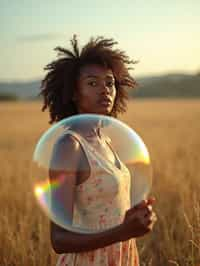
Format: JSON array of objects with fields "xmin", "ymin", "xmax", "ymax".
[{"xmin": 0, "ymin": 99, "xmax": 200, "ymax": 266}]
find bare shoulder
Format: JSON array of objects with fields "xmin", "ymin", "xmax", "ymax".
[
  {"xmin": 50, "ymin": 131, "xmax": 82, "ymax": 165},
  {"xmin": 56, "ymin": 131, "xmax": 81, "ymax": 152}
]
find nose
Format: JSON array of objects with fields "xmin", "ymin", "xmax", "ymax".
[{"xmin": 100, "ymin": 82, "xmax": 110, "ymax": 95}]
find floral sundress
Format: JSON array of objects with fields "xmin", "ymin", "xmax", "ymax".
[{"xmin": 56, "ymin": 130, "xmax": 139, "ymax": 266}]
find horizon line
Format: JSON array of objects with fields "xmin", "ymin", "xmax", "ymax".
[{"xmin": 0, "ymin": 70, "xmax": 199, "ymax": 83}]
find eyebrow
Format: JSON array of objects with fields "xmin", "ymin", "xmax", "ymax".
[{"xmin": 81, "ymin": 74, "xmax": 115, "ymax": 80}]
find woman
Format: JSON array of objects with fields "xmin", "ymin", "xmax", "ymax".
[{"xmin": 40, "ymin": 35, "xmax": 157, "ymax": 266}]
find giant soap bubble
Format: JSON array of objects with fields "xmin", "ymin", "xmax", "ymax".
[{"xmin": 31, "ymin": 114, "xmax": 152, "ymax": 233}]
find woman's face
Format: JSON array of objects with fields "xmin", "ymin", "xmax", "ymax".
[{"xmin": 75, "ymin": 64, "xmax": 116, "ymax": 115}]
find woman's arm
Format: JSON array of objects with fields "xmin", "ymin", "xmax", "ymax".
[
  {"xmin": 51, "ymin": 198, "xmax": 157, "ymax": 254},
  {"xmin": 51, "ymin": 220, "xmax": 123, "ymax": 253}
]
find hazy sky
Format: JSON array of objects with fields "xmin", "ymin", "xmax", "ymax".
[{"xmin": 0, "ymin": 0, "xmax": 199, "ymax": 81}]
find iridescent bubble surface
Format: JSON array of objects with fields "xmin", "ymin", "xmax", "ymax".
[{"xmin": 31, "ymin": 114, "xmax": 152, "ymax": 233}]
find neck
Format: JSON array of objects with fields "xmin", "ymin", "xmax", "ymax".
[{"xmin": 69, "ymin": 114, "xmax": 103, "ymax": 138}]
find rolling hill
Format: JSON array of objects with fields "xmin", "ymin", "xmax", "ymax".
[{"xmin": 0, "ymin": 73, "xmax": 199, "ymax": 100}]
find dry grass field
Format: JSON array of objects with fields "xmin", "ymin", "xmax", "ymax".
[{"xmin": 0, "ymin": 99, "xmax": 200, "ymax": 266}]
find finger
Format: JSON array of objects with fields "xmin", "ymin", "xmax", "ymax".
[
  {"xmin": 146, "ymin": 204, "xmax": 153, "ymax": 213},
  {"xmin": 144, "ymin": 212, "xmax": 157, "ymax": 224},
  {"xmin": 150, "ymin": 212, "xmax": 157, "ymax": 220},
  {"xmin": 149, "ymin": 216, "xmax": 157, "ymax": 230},
  {"xmin": 147, "ymin": 197, "xmax": 156, "ymax": 205},
  {"xmin": 135, "ymin": 196, "xmax": 156, "ymax": 210},
  {"xmin": 152, "ymin": 213, "xmax": 157, "ymax": 222},
  {"xmin": 148, "ymin": 214, "xmax": 157, "ymax": 227},
  {"xmin": 140, "ymin": 205, "xmax": 153, "ymax": 218},
  {"xmin": 137, "ymin": 210, "xmax": 150, "ymax": 223},
  {"xmin": 134, "ymin": 199, "xmax": 148, "ymax": 209}
]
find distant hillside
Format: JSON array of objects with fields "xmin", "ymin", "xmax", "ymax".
[
  {"xmin": 133, "ymin": 73, "xmax": 200, "ymax": 98},
  {"xmin": 0, "ymin": 73, "xmax": 200, "ymax": 100},
  {"xmin": 0, "ymin": 80, "xmax": 41, "ymax": 100}
]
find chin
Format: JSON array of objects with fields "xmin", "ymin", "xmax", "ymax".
[{"xmin": 96, "ymin": 108, "xmax": 112, "ymax": 116}]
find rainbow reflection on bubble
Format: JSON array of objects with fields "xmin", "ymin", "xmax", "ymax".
[{"xmin": 31, "ymin": 114, "xmax": 152, "ymax": 233}]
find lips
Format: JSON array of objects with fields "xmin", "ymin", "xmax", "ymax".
[{"xmin": 98, "ymin": 97, "xmax": 112, "ymax": 105}]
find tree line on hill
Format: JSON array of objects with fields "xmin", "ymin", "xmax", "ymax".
[{"xmin": 0, "ymin": 72, "xmax": 200, "ymax": 101}]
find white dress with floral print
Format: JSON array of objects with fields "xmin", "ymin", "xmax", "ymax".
[{"xmin": 56, "ymin": 130, "xmax": 139, "ymax": 266}]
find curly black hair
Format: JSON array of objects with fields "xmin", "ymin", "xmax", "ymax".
[{"xmin": 40, "ymin": 35, "xmax": 137, "ymax": 124}]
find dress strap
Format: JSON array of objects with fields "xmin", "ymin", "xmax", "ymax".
[
  {"xmin": 62, "ymin": 129, "xmax": 127, "ymax": 177},
  {"xmin": 62, "ymin": 129, "xmax": 95, "ymax": 174}
]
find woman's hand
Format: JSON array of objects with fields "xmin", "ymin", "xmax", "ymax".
[{"xmin": 120, "ymin": 197, "xmax": 157, "ymax": 241}]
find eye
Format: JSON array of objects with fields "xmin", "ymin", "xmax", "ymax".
[
  {"xmin": 88, "ymin": 81, "xmax": 97, "ymax": 87},
  {"xmin": 106, "ymin": 81, "xmax": 114, "ymax": 87}
]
